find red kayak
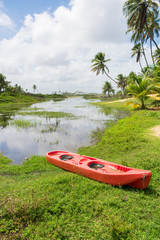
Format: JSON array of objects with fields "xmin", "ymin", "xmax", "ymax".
[{"xmin": 46, "ymin": 151, "xmax": 152, "ymax": 189}]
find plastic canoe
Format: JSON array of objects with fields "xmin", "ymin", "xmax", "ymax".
[{"xmin": 46, "ymin": 151, "xmax": 152, "ymax": 189}]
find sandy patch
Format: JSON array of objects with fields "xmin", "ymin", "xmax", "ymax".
[
  {"xmin": 105, "ymin": 98, "xmax": 130, "ymax": 104},
  {"xmin": 151, "ymin": 125, "xmax": 160, "ymax": 138}
]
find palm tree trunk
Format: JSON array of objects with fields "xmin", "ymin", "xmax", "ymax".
[
  {"xmin": 141, "ymin": 41, "xmax": 149, "ymax": 67},
  {"xmin": 139, "ymin": 59, "xmax": 143, "ymax": 72},
  {"xmin": 104, "ymin": 70, "xmax": 117, "ymax": 84},
  {"xmin": 145, "ymin": 22, "xmax": 160, "ymax": 54},
  {"xmin": 150, "ymin": 39, "xmax": 155, "ymax": 66},
  {"xmin": 141, "ymin": 98, "xmax": 146, "ymax": 109}
]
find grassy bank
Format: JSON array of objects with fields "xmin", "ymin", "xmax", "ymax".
[
  {"xmin": 0, "ymin": 101, "xmax": 160, "ymax": 239},
  {"xmin": 0, "ymin": 93, "xmax": 66, "ymax": 104}
]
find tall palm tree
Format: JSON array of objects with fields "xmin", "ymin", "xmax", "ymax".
[
  {"xmin": 123, "ymin": 0, "xmax": 160, "ymax": 53},
  {"xmin": 33, "ymin": 84, "xmax": 37, "ymax": 93},
  {"xmin": 131, "ymin": 43, "xmax": 144, "ymax": 71},
  {"xmin": 145, "ymin": 11, "xmax": 160, "ymax": 65},
  {"xmin": 153, "ymin": 49, "xmax": 160, "ymax": 64},
  {"xmin": 127, "ymin": 25, "xmax": 149, "ymax": 67},
  {"xmin": 102, "ymin": 81, "xmax": 114, "ymax": 97},
  {"xmin": 91, "ymin": 52, "xmax": 117, "ymax": 83},
  {"xmin": 116, "ymin": 74, "xmax": 128, "ymax": 96}
]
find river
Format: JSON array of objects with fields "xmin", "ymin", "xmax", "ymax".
[{"xmin": 0, "ymin": 97, "xmax": 128, "ymax": 164}]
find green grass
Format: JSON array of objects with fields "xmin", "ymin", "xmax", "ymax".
[
  {"xmin": 9, "ymin": 119, "xmax": 37, "ymax": 129},
  {"xmin": 0, "ymin": 101, "xmax": 160, "ymax": 239},
  {"xmin": 18, "ymin": 111, "xmax": 74, "ymax": 118}
]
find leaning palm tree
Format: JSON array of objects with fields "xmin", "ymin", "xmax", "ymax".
[
  {"xmin": 116, "ymin": 74, "xmax": 128, "ymax": 96},
  {"xmin": 91, "ymin": 52, "xmax": 117, "ymax": 83},
  {"xmin": 123, "ymin": 0, "xmax": 160, "ymax": 53}
]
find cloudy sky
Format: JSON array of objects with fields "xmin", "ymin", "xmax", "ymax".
[{"xmin": 0, "ymin": 0, "xmax": 159, "ymax": 93}]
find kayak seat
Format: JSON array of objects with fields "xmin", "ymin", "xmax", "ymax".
[
  {"xmin": 89, "ymin": 163, "xmax": 105, "ymax": 169},
  {"xmin": 60, "ymin": 155, "xmax": 74, "ymax": 161}
]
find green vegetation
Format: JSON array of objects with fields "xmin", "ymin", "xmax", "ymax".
[
  {"xmin": 18, "ymin": 111, "xmax": 74, "ymax": 118},
  {"xmin": 0, "ymin": 1, "xmax": 160, "ymax": 238},
  {"xmin": 0, "ymin": 101, "xmax": 160, "ymax": 239},
  {"xmin": 10, "ymin": 119, "xmax": 37, "ymax": 129}
]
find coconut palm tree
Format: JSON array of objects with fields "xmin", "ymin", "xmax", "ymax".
[
  {"xmin": 0, "ymin": 74, "xmax": 9, "ymax": 94},
  {"xmin": 116, "ymin": 74, "xmax": 128, "ymax": 96},
  {"xmin": 123, "ymin": 0, "xmax": 160, "ymax": 53},
  {"xmin": 33, "ymin": 84, "xmax": 37, "ymax": 93},
  {"xmin": 126, "ymin": 70, "xmax": 160, "ymax": 109},
  {"xmin": 154, "ymin": 49, "xmax": 160, "ymax": 64},
  {"xmin": 145, "ymin": 11, "xmax": 160, "ymax": 65},
  {"xmin": 91, "ymin": 52, "xmax": 117, "ymax": 83},
  {"xmin": 127, "ymin": 26, "xmax": 149, "ymax": 67},
  {"xmin": 102, "ymin": 81, "xmax": 114, "ymax": 97},
  {"xmin": 131, "ymin": 43, "xmax": 144, "ymax": 71}
]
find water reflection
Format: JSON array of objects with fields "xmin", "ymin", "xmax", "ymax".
[{"xmin": 0, "ymin": 97, "xmax": 128, "ymax": 164}]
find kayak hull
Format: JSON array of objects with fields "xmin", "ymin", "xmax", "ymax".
[{"xmin": 46, "ymin": 151, "xmax": 152, "ymax": 189}]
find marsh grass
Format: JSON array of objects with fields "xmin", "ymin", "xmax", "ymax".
[
  {"xmin": 0, "ymin": 101, "xmax": 160, "ymax": 239},
  {"xmin": 18, "ymin": 111, "xmax": 75, "ymax": 118},
  {"xmin": 10, "ymin": 119, "xmax": 37, "ymax": 129}
]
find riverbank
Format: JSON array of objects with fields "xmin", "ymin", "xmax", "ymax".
[
  {"xmin": 0, "ymin": 92, "xmax": 66, "ymax": 104},
  {"xmin": 0, "ymin": 100, "xmax": 160, "ymax": 239}
]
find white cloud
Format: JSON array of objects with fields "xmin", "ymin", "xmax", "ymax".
[
  {"xmin": 0, "ymin": 0, "xmax": 153, "ymax": 93},
  {"xmin": 0, "ymin": 12, "xmax": 14, "ymax": 27},
  {"xmin": 0, "ymin": 2, "xmax": 14, "ymax": 28}
]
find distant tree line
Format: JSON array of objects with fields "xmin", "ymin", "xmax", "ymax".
[{"xmin": 0, "ymin": 73, "xmax": 39, "ymax": 96}]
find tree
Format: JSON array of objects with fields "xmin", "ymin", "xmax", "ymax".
[
  {"xmin": 126, "ymin": 71, "xmax": 160, "ymax": 109},
  {"xmin": 145, "ymin": 11, "xmax": 160, "ymax": 65},
  {"xmin": 33, "ymin": 84, "xmax": 37, "ymax": 93},
  {"xmin": 154, "ymin": 49, "xmax": 160, "ymax": 64},
  {"xmin": 116, "ymin": 74, "xmax": 128, "ymax": 96},
  {"xmin": 131, "ymin": 43, "xmax": 144, "ymax": 71},
  {"xmin": 123, "ymin": 0, "xmax": 160, "ymax": 53},
  {"xmin": 102, "ymin": 81, "xmax": 114, "ymax": 97},
  {"xmin": 0, "ymin": 74, "xmax": 9, "ymax": 94},
  {"xmin": 91, "ymin": 52, "xmax": 117, "ymax": 83}
]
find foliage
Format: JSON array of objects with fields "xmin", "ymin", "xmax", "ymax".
[
  {"xmin": 126, "ymin": 70, "xmax": 160, "ymax": 109},
  {"xmin": 116, "ymin": 74, "xmax": 128, "ymax": 96},
  {"xmin": 91, "ymin": 52, "xmax": 117, "ymax": 84},
  {"xmin": 1, "ymin": 101, "xmax": 160, "ymax": 239},
  {"xmin": 123, "ymin": 0, "xmax": 160, "ymax": 52},
  {"xmin": 0, "ymin": 73, "xmax": 10, "ymax": 94},
  {"xmin": 102, "ymin": 81, "xmax": 114, "ymax": 97}
]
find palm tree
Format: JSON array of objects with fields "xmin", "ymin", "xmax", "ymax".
[
  {"xmin": 0, "ymin": 74, "xmax": 9, "ymax": 94},
  {"xmin": 145, "ymin": 11, "xmax": 160, "ymax": 65},
  {"xmin": 33, "ymin": 84, "xmax": 37, "ymax": 93},
  {"xmin": 131, "ymin": 43, "xmax": 144, "ymax": 71},
  {"xmin": 116, "ymin": 74, "xmax": 128, "ymax": 96},
  {"xmin": 102, "ymin": 81, "xmax": 114, "ymax": 97},
  {"xmin": 153, "ymin": 49, "xmax": 160, "ymax": 64},
  {"xmin": 127, "ymin": 26, "xmax": 149, "ymax": 67},
  {"xmin": 123, "ymin": 0, "xmax": 160, "ymax": 53},
  {"xmin": 91, "ymin": 52, "xmax": 117, "ymax": 83},
  {"xmin": 126, "ymin": 71, "xmax": 160, "ymax": 109}
]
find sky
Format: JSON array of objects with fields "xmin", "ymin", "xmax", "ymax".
[{"xmin": 0, "ymin": 0, "xmax": 159, "ymax": 94}]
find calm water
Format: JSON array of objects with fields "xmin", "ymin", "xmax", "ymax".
[{"xmin": 0, "ymin": 97, "xmax": 128, "ymax": 164}]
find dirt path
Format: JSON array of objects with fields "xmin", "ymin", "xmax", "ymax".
[
  {"xmin": 151, "ymin": 125, "xmax": 160, "ymax": 138},
  {"xmin": 105, "ymin": 99, "xmax": 129, "ymax": 103}
]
